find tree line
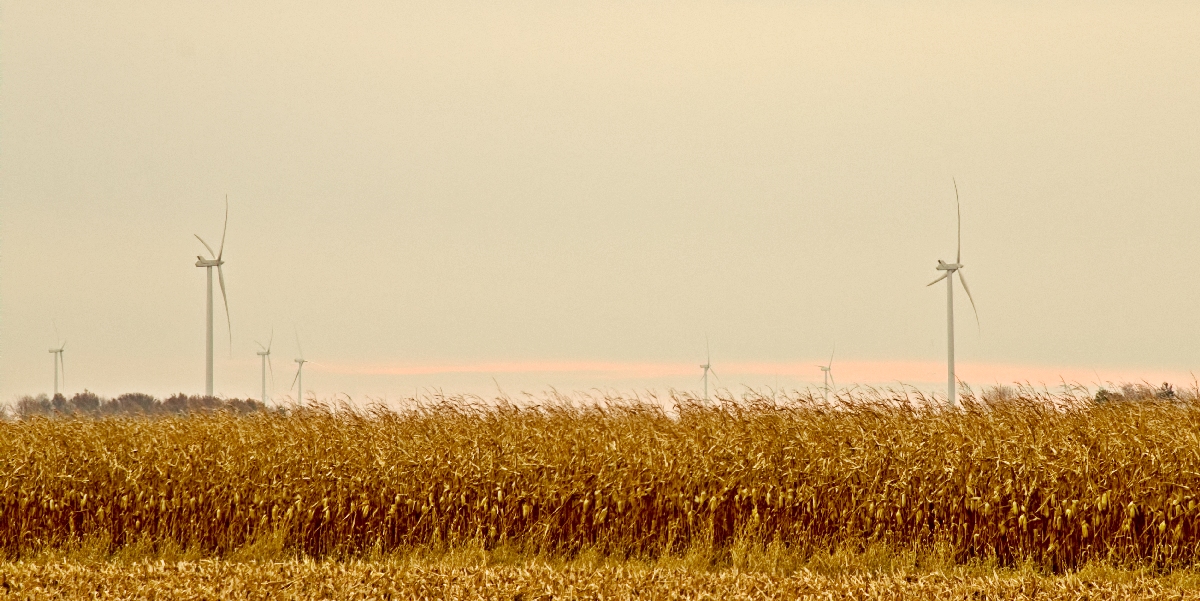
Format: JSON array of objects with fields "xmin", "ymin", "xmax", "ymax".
[{"xmin": 7, "ymin": 391, "xmax": 270, "ymax": 419}]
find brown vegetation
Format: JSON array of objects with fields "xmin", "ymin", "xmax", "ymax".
[
  {"xmin": 11, "ymin": 392, "xmax": 269, "ymax": 419},
  {"xmin": 5, "ymin": 554, "xmax": 1200, "ymax": 600},
  {"xmin": 3, "ymin": 388, "xmax": 1200, "ymax": 573}
]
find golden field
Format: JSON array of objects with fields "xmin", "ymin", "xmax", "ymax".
[
  {"xmin": 4, "ymin": 387, "xmax": 1200, "ymax": 597},
  {"xmin": 4, "ymin": 552, "xmax": 1200, "ymax": 600}
]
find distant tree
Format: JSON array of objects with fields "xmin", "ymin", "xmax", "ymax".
[
  {"xmin": 16, "ymin": 395, "xmax": 52, "ymax": 418},
  {"xmin": 163, "ymin": 393, "xmax": 190, "ymax": 414},
  {"xmin": 69, "ymin": 391, "xmax": 101, "ymax": 414},
  {"xmin": 114, "ymin": 393, "xmax": 158, "ymax": 414},
  {"xmin": 10, "ymin": 391, "xmax": 272, "ymax": 419}
]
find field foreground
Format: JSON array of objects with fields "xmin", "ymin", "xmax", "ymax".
[
  {"xmin": 6, "ymin": 388, "xmax": 1200, "ymax": 574},
  {"xmin": 4, "ymin": 554, "xmax": 1200, "ymax": 600}
]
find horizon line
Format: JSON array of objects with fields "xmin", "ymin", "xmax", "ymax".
[{"xmin": 310, "ymin": 359, "xmax": 1197, "ymax": 388}]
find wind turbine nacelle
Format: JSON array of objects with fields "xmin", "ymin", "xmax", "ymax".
[
  {"xmin": 196, "ymin": 258, "xmax": 224, "ymax": 267},
  {"xmin": 936, "ymin": 263, "xmax": 962, "ymax": 271}
]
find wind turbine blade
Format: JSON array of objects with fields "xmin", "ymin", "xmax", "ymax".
[
  {"xmin": 218, "ymin": 266, "xmax": 231, "ymax": 354},
  {"xmin": 706, "ymin": 335, "xmax": 710, "ymax": 365},
  {"xmin": 218, "ymin": 194, "xmax": 228, "ymax": 260},
  {"xmin": 927, "ymin": 272, "xmax": 950, "ymax": 287},
  {"xmin": 267, "ymin": 328, "xmax": 274, "ymax": 353},
  {"xmin": 291, "ymin": 367, "xmax": 301, "ymax": 390},
  {"xmin": 709, "ymin": 368, "xmax": 721, "ymax": 383},
  {"xmin": 268, "ymin": 355, "xmax": 275, "ymax": 387},
  {"xmin": 958, "ymin": 270, "xmax": 980, "ymax": 328},
  {"xmin": 59, "ymin": 354, "xmax": 65, "ymax": 388},
  {"xmin": 954, "ymin": 178, "xmax": 961, "ymax": 264},
  {"xmin": 195, "ymin": 235, "xmax": 217, "ymax": 258},
  {"xmin": 828, "ymin": 346, "xmax": 835, "ymax": 369}
]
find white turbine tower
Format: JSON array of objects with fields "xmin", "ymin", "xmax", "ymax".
[
  {"xmin": 818, "ymin": 349, "xmax": 834, "ymax": 402},
  {"xmin": 194, "ymin": 196, "xmax": 232, "ymax": 397},
  {"xmin": 700, "ymin": 338, "xmax": 719, "ymax": 402},
  {"xmin": 256, "ymin": 330, "xmax": 274, "ymax": 405},
  {"xmin": 926, "ymin": 179, "xmax": 979, "ymax": 407},
  {"xmin": 291, "ymin": 332, "xmax": 307, "ymax": 404},
  {"xmin": 49, "ymin": 341, "xmax": 66, "ymax": 398}
]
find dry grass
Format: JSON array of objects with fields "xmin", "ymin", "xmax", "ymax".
[
  {"xmin": 5, "ymin": 548, "xmax": 1200, "ymax": 600},
  {"xmin": 4, "ymin": 387, "xmax": 1200, "ymax": 575}
]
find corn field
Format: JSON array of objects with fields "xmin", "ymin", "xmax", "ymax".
[
  {"xmin": 4, "ymin": 559, "xmax": 1200, "ymax": 600},
  {"xmin": 3, "ymin": 389, "xmax": 1200, "ymax": 570}
]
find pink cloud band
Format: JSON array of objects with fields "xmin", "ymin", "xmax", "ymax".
[{"xmin": 312, "ymin": 359, "xmax": 1196, "ymax": 387}]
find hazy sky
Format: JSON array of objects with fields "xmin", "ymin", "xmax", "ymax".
[{"xmin": 3, "ymin": 2, "xmax": 1199, "ymax": 402}]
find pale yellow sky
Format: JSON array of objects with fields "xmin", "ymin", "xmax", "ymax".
[{"xmin": 2, "ymin": 2, "xmax": 1199, "ymax": 401}]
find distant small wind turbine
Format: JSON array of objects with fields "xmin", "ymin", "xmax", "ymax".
[
  {"xmin": 256, "ymin": 330, "xmax": 274, "ymax": 405},
  {"xmin": 194, "ymin": 196, "xmax": 232, "ymax": 397},
  {"xmin": 818, "ymin": 348, "xmax": 834, "ymax": 402},
  {"xmin": 926, "ymin": 179, "xmax": 980, "ymax": 407},
  {"xmin": 291, "ymin": 331, "xmax": 307, "ymax": 404},
  {"xmin": 700, "ymin": 338, "xmax": 720, "ymax": 402},
  {"xmin": 49, "ymin": 337, "xmax": 66, "ymax": 398}
]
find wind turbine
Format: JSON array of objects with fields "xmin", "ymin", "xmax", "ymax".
[
  {"xmin": 49, "ymin": 341, "xmax": 65, "ymax": 398},
  {"xmin": 700, "ymin": 338, "xmax": 719, "ymax": 402},
  {"xmin": 194, "ymin": 196, "xmax": 232, "ymax": 397},
  {"xmin": 291, "ymin": 332, "xmax": 307, "ymax": 404},
  {"xmin": 926, "ymin": 179, "xmax": 979, "ymax": 407},
  {"xmin": 256, "ymin": 330, "xmax": 274, "ymax": 405},
  {"xmin": 818, "ymin": 348, "xmax": 834, "ymax": 402}
]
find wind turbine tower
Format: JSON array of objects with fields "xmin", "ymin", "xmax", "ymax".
[
  {"xmin": 49, "ymin": 343, "xmax": 65, "ymax": 397},
  {"xmin": 194, "ymin": 196, "xmax": 232, "ymax": 397},
  {"xmin": 256, "ymin": 332, "xmax": 274, "ymax": 405},
  {"xmin": 700, "ymin": 339, "xmax": 719, "ymax": 402},
  {"xmin": 292, "ymin": 358, "xmax": 308, "ymax": 404},
  {"xmin": 291, "ymin": 332, "xmax": 307, "ymax": 404},
  {"xmin": 926, "ymin": 180, "xmax": 979, "ymax": 407},
  {"xmin": 818, "ymin": 349, "xmax": 834, "ymax": 402}
]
